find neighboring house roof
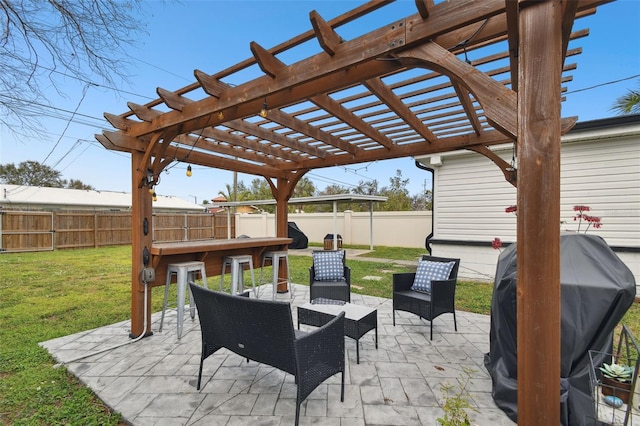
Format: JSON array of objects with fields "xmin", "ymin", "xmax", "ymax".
[{"xmin": 0, "ymin": 185, "xmax": 203, "ymax": 212}]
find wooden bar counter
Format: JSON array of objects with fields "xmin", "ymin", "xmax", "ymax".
[
  {"xmin": 149, "ymin": 237, "xmax": 292, "ymax": 289},
  {"xmin": 130, "ymin": 237, "xmax": 292, "ymax": 337}
]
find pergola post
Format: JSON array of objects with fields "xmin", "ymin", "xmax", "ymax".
[
  {"xmin": 517, "ymin": 1, "xmax": 562, "ymax": 423},
  {"xmin": 130, "ymin": 151, "xmax": 154, "ymax": 338},
  {"xmin": 274, "ymin": 177, "xmax": 292, "ymax": 292}
]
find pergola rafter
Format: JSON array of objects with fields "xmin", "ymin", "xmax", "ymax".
[{"xmin": 98, "ymin": 1, "xmax": 613, "ymax": 423}]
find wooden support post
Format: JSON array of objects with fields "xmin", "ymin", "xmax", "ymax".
[
  {"xmin": 517, "ymin": 1, "xmax": 562, "ymax": 424},
  {"xmin": 274, "ymin": 177, "xmax": 291, "ymax": 292},
  {"xmin": 130, "ymin": 151, "xmax": 154, "ymax": 338}
]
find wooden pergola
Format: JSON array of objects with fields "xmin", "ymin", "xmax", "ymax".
[{"xmin": 97, "ymin": 1, "xmax": 612, "ymax": 423}]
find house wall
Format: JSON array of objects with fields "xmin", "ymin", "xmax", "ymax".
[{"xmin": 419, "ymin": 117, "xmax": 640, "ymax": 285}]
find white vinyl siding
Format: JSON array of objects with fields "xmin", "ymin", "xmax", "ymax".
[
  {"xmin": 434, "ymin": 150, "xmax": 517, "ymax": 243},
  {"xmin": 420, "ymin": 118, "xmax": 640, "ymax": 283}
]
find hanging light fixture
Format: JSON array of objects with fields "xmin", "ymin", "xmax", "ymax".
[
  {"xmin": 259, "ymin": 99, "xmax": 268, "ymax": 118},
  {"xmin": 186, "ymin": 165, "xmax": 192, "ymax": 177},
  {"xmin": 152, "ymin": 191, "xmax": 158, "ymax": 202},
  {"xmin": 145, "ymin": 169, "xmax": 155, "ymax": 186},
  {"xmin": 506, "ymin": 142, "xmax": 517, "ymax": 172}
]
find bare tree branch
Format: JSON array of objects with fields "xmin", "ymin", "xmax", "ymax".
[{"xmin": 0, "ymin": 0, "xmax": 146, "ymax": 134}]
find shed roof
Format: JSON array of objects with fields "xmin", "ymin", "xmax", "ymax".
[
  {"xmin": 210, "ymin": 193, "xmax": 387, "ymax": 207},
  {"xmin": 0, "ymin": 185, "xmax": 203, "ymax": 212}
]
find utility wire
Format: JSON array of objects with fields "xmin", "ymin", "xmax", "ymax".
[
  {"xmin": 42, "ymin": 84, "xmax": 91, "ymax": 165},
  {"xmin": 566, "ymin": 74, "xmax": 640, "ymax": 94}
]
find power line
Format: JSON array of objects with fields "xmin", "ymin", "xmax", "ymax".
[
  {"xmin": 0, "ymin": 94, "xmax": 107, "ymax": 128},
  {"xmin": 34, "ymin": 64, "xmax": 157, "ymax": 102},
  {"xmin": 566, "ymin": 74, "xmax": 640, "ymax": 95},
  {"xmin": 42, "ymin": 84, "xmax": 90, "ymax": 165},
  {"xmin": 306, "ymin": 172, "xmax": 358, "ymax": 189}
]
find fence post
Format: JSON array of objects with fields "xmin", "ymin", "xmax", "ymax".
[
  {"xmin": 94, "ymin": 212, "xmax": 98, "ymax": 248},
  {"xmin": 183, "ymin": 213, "xmax": 188, "ymax": 241}
]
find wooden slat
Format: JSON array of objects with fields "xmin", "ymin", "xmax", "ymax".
[
  {"xmin": 363, "ymin": 77, "xmax": 438, "ymax": 143},
  {"xmin": 250, "ymin": 41, "xmax": 287, "ymax": 79},
  {"xmin": 310, "ymin": 10, "xmax": 342, "ymax": 56},
  {"xmin": 414, "ymin": 0, "xmax": 433, "ymax": 19},
  {"xmin": 310, "ymin": 93, "xmax": 389, "ymax": 152}
]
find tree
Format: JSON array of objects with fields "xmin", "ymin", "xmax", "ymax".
[
  {"xmin": 411, "ymin": 190, "xmax": 433, "ymax": 211},
  {"xmin": 0, "ymin": 161, "xmax": 94, "ymax": 189},
  {"xmin": 379, "ymin": 169, "xmax": 412, "ymax": 211},
  {"xmin": 0, "ymin": 0, "xmax": 145, "ymax": 135},
  {"xmin": 352, "ymin": 179, "xmax": 379, "ymax": 196},
  {"xmin": 218, "ymin": 183, "xmax": 245, "ymax": 204},
  {"xmin": 238, "ymin": 178, "xmax": 275, "ymax": 213},
  {"xmin": 246, "ymin": 178, "xmax": 273, "ymax": 201},
  {"xmin": 316, "ymin": 183, "xmax": 352, "ymax": 212},
  {"xmin": 319, "ymin": 183, "xmax": 351, "ymax": 196},
  {"xmin": 67, "ymin": 179, "xmax": 94, "ymax": 190},
  {"xmin": 292, "ymin": 177, "xmax": 316, "ymax": 212},
  {"xmin": 611, "ymin": 83, "xmax": 640, "ymax": 115}
]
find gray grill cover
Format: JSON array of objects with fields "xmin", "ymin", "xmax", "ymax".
[{"xmin": 484, "ymin": 233, "xmax": 636, "ymax": 424}]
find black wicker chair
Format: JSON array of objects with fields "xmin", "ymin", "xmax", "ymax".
[
  {"xmin": 188, "ymin": 283, "xmax": 345, "ymax": 425},
  {"xmin": 309, "ymin": 250, "xmax": 351, "ymax": 302},
  {"xmin": 392, "ymin": 255, "xmax": 460, "ymax": 340}
]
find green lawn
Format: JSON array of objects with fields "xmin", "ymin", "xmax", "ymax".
[{"xmin": 0, "ymin": 245, "xmax": 636, "ymax": 425}]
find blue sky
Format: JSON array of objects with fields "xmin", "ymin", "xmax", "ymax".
[{"xmin": 1, "ymin": 0, "xmax": 638, "ymax": 205}]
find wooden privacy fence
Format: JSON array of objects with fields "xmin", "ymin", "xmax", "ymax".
[{"xmin": 0, "ymin": 210, "xmax": 234, "ymax": 253}]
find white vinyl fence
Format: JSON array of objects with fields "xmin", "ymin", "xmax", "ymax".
[{"xmin": 233, "ymin": 210, "xmax": 433, "ymax": 249}]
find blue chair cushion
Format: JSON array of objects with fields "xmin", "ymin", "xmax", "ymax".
[
  {"xmin": 411, "ymin": 260, "xmax": 455, "ymax": 294},
  {"xmin": 313, "ymin": 250, "xmax": 345, "ymax": 281}
]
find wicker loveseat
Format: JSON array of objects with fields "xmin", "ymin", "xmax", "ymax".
[{"xmin": 188, "ymin": 283, "xmax": 345, "ymax": 425}]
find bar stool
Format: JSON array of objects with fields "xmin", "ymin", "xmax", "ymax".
[
  {"xmin": 260, "ymin": 250, "xmax": 293, "ymax": 300},
  {"xmin": 160, "ymin": 261, "xmax": 208, "ymax": 339},
  {"xmin": 220, "ymin": 255, "xmax": 256, "ymax": 296}
]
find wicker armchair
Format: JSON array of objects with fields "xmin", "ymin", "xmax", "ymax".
[
  {"xmin": 392, "ymin": 255, "xmax": 460, "ymax": 340},
  {"xmin": 189, "ymin": 283, "xmax": 345, "ymax": 425},
  {"xmin": 309, "ymin": 250, "xmax": 351, "ymax": 302}
]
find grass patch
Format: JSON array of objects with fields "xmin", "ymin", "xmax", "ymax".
[
  {"xmin": 0, "ymin": 244, "xmax": 637, "ymax": 424},
  {"xmin": 356, "ymin": 245, "xmax": 426, "ymax": 261}
]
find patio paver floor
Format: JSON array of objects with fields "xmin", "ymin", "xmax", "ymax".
[{"xmin": 41, "ymin": 284, "xmax": 516, "ymax": 425}]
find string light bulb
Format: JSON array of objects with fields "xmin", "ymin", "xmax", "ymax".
[
  {"xmin": 259, "ymin": 100, "xmax": 268, "ymax": 118},
  {"xmin": 152, "ymin": 191, "xmax": 157, "ymax": 202},
  {"xmin": 186, "ymin": 165, "xmax": 192, "ymax": 177},
  {"xmin": 217, "ymin": 111, "xmax": 224, "ymax": 120}
]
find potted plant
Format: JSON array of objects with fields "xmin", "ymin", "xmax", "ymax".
[{"xmin": 599, "ymin": 362, "xmax": 634, "ymax": 404}]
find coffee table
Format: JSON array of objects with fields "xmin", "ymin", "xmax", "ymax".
[{"xmin": 297, "ymin": 298, "xmax": 377, "ymax": 364}]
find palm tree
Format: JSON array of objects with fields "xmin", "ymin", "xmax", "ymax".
[{"xmin": 611, "ymin": 83, "xmax": 640, "ymax": 115}]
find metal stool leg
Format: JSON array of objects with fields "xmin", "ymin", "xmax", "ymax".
[
  {"xmin": 162, "ymin": 262, "xmax": 208, "ymax": 338},
  {"xmin": 175, "ymin": 267, "xmax": 188, "ymax": 339},
  {"xmin": 248, "ymin": 258, "xmax": 256, "ymax": 297},
  {"xmin": 220, "ymin": 259, "xmax": 228, "ymax": 292},
  {"xmin": 192, "ymin": 264, "xmax": 207, "ymax": 316},
  {"xmin": 272, "ymin": 255, "xmax": 279, "ymax": 300},
  {"xmin": 266, "ymin": 252, "xmax": 292, "ymax": 300},
  {"xmin": 159, "ymin": 269, "xmax": 173, "ymax": 332}
]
